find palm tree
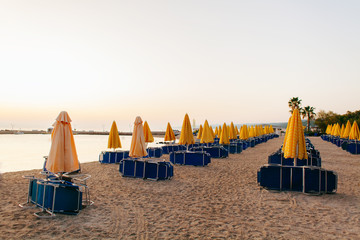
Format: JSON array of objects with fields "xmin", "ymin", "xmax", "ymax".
[
  {"xmin": 301, "ymin": 106, "xmax": 316, "ymax": 132},
  {"xmin": 288, "ymin": 97, "xmax": 302, "ymax": 113}
]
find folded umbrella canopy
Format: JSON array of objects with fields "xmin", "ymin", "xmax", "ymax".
[
  {"xmin": 229, "ymin": 122, "xmax": 236, "ymax": 140},
  {"xmin": 330, "ymin": 124, "xmax": 336, "ymax": 136},
  {"xmin": 282, "ymin": 117, "xmax": 292, "ymax": 152},
  {"xmin": 178, "ymin": 113, "xmax": 195, "ymax": 145},
  {"xmin": 143, "ymin": 121, "xmax": 154, "ymax": 143},
  {"xmin": 342, "ymin": 120, "xmax": 352, "ymax": 139},
  {"xmin": 214, "ymin": 126, "xmax": 219, "ymax": 137},
  {"xmin": 210, "ymin": 126, "xmax": 215, "ymax": 138},
  {"xmin": 218, "ymin": 125, "xmax": 222, "ymax": 138},
  {"xmin": 340, "ymin": 124, "xmax": 345, "ymax": 138},
  {"xmin": 164, "ymin": 122, "xmax": 176, "ymax": 142},
  {"xmin": 219, "ymin": 123, "xmax": 230, "ymax": 145},
  {"xmin": 239, "ymin": 125, "xmax": 248, "ymax": 140},
  {"xmin": 248, "ymin": 126, "xmax": 255, "ymax": 138},
  {"xmin": 196, "ymin": 124, "xmax": 203, "ymax": 140},
  {"xmin": 46, "ymin": 111, "xmax": 80, "ymax": 174},
  {"xmin": 325, "ymin": 125, "xmax": 331, "ymax": 135},
  {"xmin": 283, "ymin": 109, "xmax": 308, "ymax": 160},
  {"xmin": 334, "ymin": 123, "xmax": 341, "ymax": 137},
  {"xmin": 201, "ymin": 120, "xmax": 214, "ymax": 144},
  {"xmin": 129, "ymin": 116, "xmax": 148, "ymax": 158},
  {"xmin": 349, "ymin": 121, "xmax": 360, "ymax": 140},
  {"xmin": 269, "ymin": 125, "xmax": 274, "ymax": 134},
  {"xmin": 108, "ymin": 121, "xmax": 122, "ymax": 149}
]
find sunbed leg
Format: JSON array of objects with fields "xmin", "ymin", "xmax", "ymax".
[
  {"xmin": 279, "ymin": 166, "xmax": 282, "ymax": 191},
  {"xmin": 290, "ymin": 168, "xmax": 293, "ymax": 191},
  {"xmin": 302, "ymin": 167, "xmax": 305, "ymax": 193}
]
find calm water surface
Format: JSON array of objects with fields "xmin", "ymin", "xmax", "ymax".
[{"xmin": 0, "ymin": 134, "xmax": 165, "ymax": 173}]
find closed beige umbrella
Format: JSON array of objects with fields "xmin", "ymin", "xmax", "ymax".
[
  {"xmin": 46, "ymin": 111, "xmax": 80, "ymax": 174},
  {"xmin": 129, "ymin": 116, "xmax": 147, "ymax": 158}
]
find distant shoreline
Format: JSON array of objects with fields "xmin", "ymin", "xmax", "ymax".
[{"xmin": 0, "ymin": 130, "xmax": 166, "ymax": 136}]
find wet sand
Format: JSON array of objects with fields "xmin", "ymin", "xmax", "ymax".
[{"xmin": 0, "ymin": 136, "xmax": 359, "ymax": 239}]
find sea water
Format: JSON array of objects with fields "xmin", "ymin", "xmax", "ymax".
[{"xmin": 0, "ymin": 134, "xmax": 166, "ymax": 173}]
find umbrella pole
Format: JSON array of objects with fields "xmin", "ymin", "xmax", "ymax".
[{"xmin": 295, "ymin": 144, "xmax": 299, "ymax": 166}]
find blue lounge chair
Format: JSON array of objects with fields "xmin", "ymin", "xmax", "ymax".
[
  {"xmin": 119, "ymin": 159, "xmax": 173, "ymax": 180},
  {"xmin": 146, "ymin": 147, "xmax": 163, "ymax": 158},
  {"xmin": 161, "ymin": 145, "xmax": 187, "ymax": 154},
  {"xmin": 221, "ymin": 143, "xmax": 242, "ymax": 154},
  {"xmin": 346, "ymin": 141, "xmax": 360, "ymax": 154},
  {"xmin": 99, "ymin": 151, "xmax": 130, "ymax": 164},
  {"xmin": 190, "ymin": 146, "xmax": 229, "ymax": 158},
  {"xmin": 169, "ymin": 151, "xmax": 211, "ymax": 166},
  {"xmin": 268, "ymin": 151, "xmax": 321, "ymax": 167},
  {"xmin": 257, "ymin": 165, "xmax": 337, "ymax": 194},
  {"xmin": 20, "ymin": 177, "xmax": 84, "ymax": 217}
]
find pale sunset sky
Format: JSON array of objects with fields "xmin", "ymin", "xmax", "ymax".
[{"xmin": 1, "ymin": 0, "xmax": 359, "ymax": 131}]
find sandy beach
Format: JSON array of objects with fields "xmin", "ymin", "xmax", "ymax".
[{"xmin": 1, "ymin": 136, "xmax": 359, "ymax": 239}]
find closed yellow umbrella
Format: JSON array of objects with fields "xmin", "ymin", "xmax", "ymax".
[
  {"xmin": 325, "ymin": 125, "xmax": 330, "ymax": 134},
  {"xmin": 46, "ymin": 111, "xmax": 80, "ymax": 174},
  {"xmin": 129, "ymin": 116, "xmax": 147, "ymax": 158},
  {"xmin": 260, "ymin": 125, "xmax": 264, "ymax": 136},
  {"xmin": 235, "ymin": 126, "xmax": 239, "ymax": 136},
  {"xmin": 334, "ymin": 123, "xmax": 341, "ymax": 137},
  {"xmin": 108, "ymin": 120, "xmax": 122, "ymax": 149},
  {"xmin": 229, "ymin": 122, "xmax": 236, "ymax": 140},
  {"xmin": 349, "ymin": 121, "xmax": 360, "ymax": 140},
  {"xmin": 329, "ymin": 124, "xmax": 333, "ymax": 134},
  {"xmin": 282, "ymin": 117, "xmax": 292, "ymax": 152},
  {"xmin": 209, "ymin": 126, "xmax": 215, "ymax": 138},
  {"xmin": 255, "ymin": 125, "xmax": 260, "ymax": 137},
  {"xmin": 283, "ymin": 109, "xmax": 308, "ymax": 160},
  {"xmin": 164, "ymin": 122, "xmax": 176, "ymax": 142},
  {"xmin": 219, "ymin": 123, "xmax": 230, "ymax": 145},
  {"xmin": 197, "ymin": 125, "xmax": 203, "ymax": 139},
  {"xmin": 239, "ymin": 126, "xmax": 244, "ymax": 139},
  {"xmin": 249, "ymin": 126, "xmax": 255, "ymax": 138},
  {"xmin": 343, "ymin": 120, "xmax": 352, "ymax": 139},
  {"xmin": 218, "ymin": 125, "xmax": 222, "ymax": 137},
  {"xmin": 340, "ymin": 124, "xmax": 345, "ymax": 138},
  {"xmin": 201, "ymin": 120, "xmax": 214, "ymax": 143},
  {"xmin": 240, "ymin": 125, "xmax": 248, "ymax": 140},
  {"xmin": 214, "ymin": 126, "xmax": 219, "ymax": 137},
  {"xmin": 270, "ymin": 125, "xmax": 274, "ymax": 133},
  {"xmin": 330, "ymin": 124, "xmax": 336, "ymax": 136},
  {"xmin": 143, "ymin": 121, "xmax": 154, "ymax": 143},
  {"xmin": 178, "ymin": 113, "xmax": 195, "ymax": 145}
]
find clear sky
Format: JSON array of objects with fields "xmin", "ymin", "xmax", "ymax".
[{"xmin": 1, "ymin": 0, "xmax": 359, "ymax": 131}]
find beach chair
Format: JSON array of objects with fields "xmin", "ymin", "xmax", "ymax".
[
  {"xmin": 161, "ymin": 145, "xmax": 187, "ymax": 154},
  {"xmin": 190, "ymin": 146, "xmax": 229, "ymax": 158},
  {"xmin": 242, "ymin": 141, "xmax": 249, "ymax": 150},
  {"xmin": 346, "ymin": 141, "xmax": 360, "ymax": 154},
  {"xmin": 221, "ymin": 143, "xmax": 242, "ymax": 154},
  {"xmin": 169, "ymin": 151, "xmax": 211, "ymax": 166},
  {"xmin": 146, "ymin": 147, "xmax": 163, "ymax": 158},
  {"xmin": 19, "ymin": 176, "xmax": 89, "ymax": 218},
  {"xmin": 257, "ymin": 165, "xmax": 337, "ymax": 194},
  {"xmin": 268, "ymin": 150, "xmax": 321, "ymax": 167},
  {"xmin": 119, "ymin": 158, "xmax": 173, "ymax": 180},
  {"xmin": 99, "ymin": 150, "xmax": 130, "ymax": 164}
]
